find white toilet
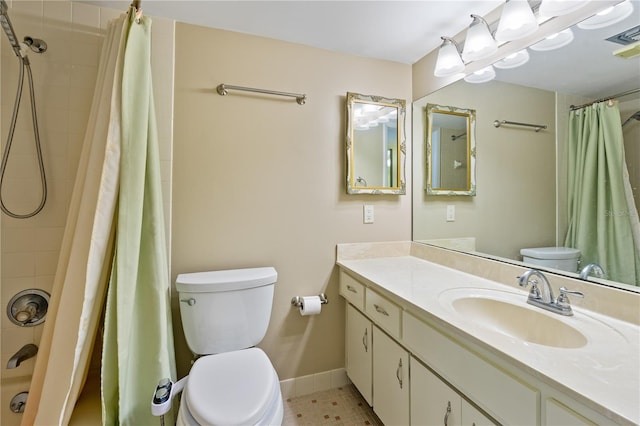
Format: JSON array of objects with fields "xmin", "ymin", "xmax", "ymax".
[
  {"xmin": 175, "ymin": 267, "xmax": 283, "ymax": 426},
  {"xmin": 520, "ymin": 247, "xmax": 581, "ymax": 272}
]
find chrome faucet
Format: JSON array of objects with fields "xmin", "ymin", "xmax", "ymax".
[
  {"xmin": 7, "ymin": 344, "xmax": 38, "ymax": 369},
  {"xmin": 579, "ymin": 263, "xmax": 605, "ymax": 280},
  {"xmin": 518, "ymin": 269, "xmax": 584, "ymax": 316}
]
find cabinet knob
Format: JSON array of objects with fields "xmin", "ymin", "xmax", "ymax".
[
  {"xmin": 444, "ymin": 401, "xmax": 452, "ymax": 426},
  {"xmin": 374, "ymin": 303, "xmax": 389, "ymax": 316},
  {"xmin": 362, "ymin": 328, "xmax": 368, "ymax": 352},
  {"xmin": 346, "ymin": 285, "xmax": 358, "ymax": 293}
]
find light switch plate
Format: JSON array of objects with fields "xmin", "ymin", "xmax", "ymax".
[
  {"xmin": 364, "ymin": 205, "xmax": 374, "ymax": 224},
  {"xmin": 446, "ymin": 205, "xmax": 455, "ymax": 222}
]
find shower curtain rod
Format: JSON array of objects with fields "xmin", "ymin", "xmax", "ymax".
[
  {"xmin": 570, "ymin": 88, "xmax": 640, "ymax": 111},
  {"xmin": 217, "ymin": 83, "xmax": 307, "ymax": 105}
]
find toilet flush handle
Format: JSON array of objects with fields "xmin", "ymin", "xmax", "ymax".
[{"xmin": 180, "ymin": 298, "xmax": 196, "ymax": 306}]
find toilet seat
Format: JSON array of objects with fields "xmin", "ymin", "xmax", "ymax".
[{"xmin": 181, "ymin": 348, "xmax": 282, "ymax": 426}]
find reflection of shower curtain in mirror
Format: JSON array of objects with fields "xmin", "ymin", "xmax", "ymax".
[{"xmin": 565, "ymin": 101, "xmax": 640, "ymax": 286}]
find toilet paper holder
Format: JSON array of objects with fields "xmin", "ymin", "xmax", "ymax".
[{"xmin": 291, "ymin": 293, "xmax": 328, "ymax": 308}]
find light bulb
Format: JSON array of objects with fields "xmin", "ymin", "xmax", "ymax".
[
  {"xmin": 495, "ymin": 0, "xmax": 539, "ymax": 42},
  {"xmin": 434, "ymin": 37, "xmax": 465, "ymax": 77},
  {"xmin": 462, "ymin": 14, "xmax": 498, "ymax": 62},
  {"xmin": 530, "ymin": 28, "xmax": 574, "ymax": 51},
  {"xmin": 464, "ymin": 65, "xmax": 496, "ymax": 83},
  {"xmin": 577, "ymin": 0, "xmax": 634, "ymax": 30},
  {"xmin": 494, "ymin": 49, "xmax": 530, "ymax": 69},
  {"xmin": 539, "ymin": 0, "xmax": 589, "ymax": 17}
]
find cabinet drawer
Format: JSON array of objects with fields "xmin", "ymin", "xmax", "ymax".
[
  {"xmin": 403, "ymin": 312, "xmax": 538, "ymax": 425},
  {"xmin": 366, "ymin": 288, "xmax": 401, "ymax": 338},
  {"xmin": 339, "ymin": 271, "xmax": 365, "ymax": 310}
]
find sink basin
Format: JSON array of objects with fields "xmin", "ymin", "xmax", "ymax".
[
  {"xmin": 450, "ymin": 296, "xmax": 587, "ymax": 348},
  {"xmin": 439, "ymin": 288, "xmax": 589, "ymax": 349}
]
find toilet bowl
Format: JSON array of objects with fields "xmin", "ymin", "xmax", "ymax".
[
  {"xmin": 520, "ymin": 247, "xmax": 581, "ymax": 272},
  {"xmin": 177, "ymin": 349, "xmax": 283, "ymax": 426},
  {"xmin": 174, "ymin": 267, "xmax": 283, "ymax": 426}
]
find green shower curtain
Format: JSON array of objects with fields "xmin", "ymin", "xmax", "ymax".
[
  {"xmin": 101, "ymin": 9, "xmax": 176, "ymax": 425},
  {"xmin": 565, "ymin": 101, "xmax": 640, "ymax": 286}
]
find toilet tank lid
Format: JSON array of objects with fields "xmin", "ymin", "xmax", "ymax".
[
  {"xmin": 520, "ymin": 247, "xmax": 581, "ymax": 260},
  {"xmin": 176, "ymin": 267, "xmax": 277, "ymax": 292}
]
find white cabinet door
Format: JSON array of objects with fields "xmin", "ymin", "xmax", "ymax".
[
  {"xmin": 461, "ymin": 400, "xmax": 495, "ymax": 426},
  {"xmin": 411, "ymin": 357, "xmax": 461, "ymax": 426},
  {"xmin": 373, "ymin": 326, "xmax": 409, "ymax": 425},
  {"xmin": 345, "ymin": 304, "xmax": 372, "ymax": 405}
]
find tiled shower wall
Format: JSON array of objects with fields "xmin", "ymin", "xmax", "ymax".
[{"xmin": 0, "ymin": 1, "xmax": 174, "ymax": 424}]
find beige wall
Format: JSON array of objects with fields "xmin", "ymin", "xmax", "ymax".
[
  {"xmin": 0, "ymin": 2, "xmax": 174, "ymax": 424},
  {"xmin": 171, "ymin": 22, "xmax": 412, "ymax": 380},
  {"xmin": 413, "ymin": 80, "xmax": 557, "ymax": 261}
]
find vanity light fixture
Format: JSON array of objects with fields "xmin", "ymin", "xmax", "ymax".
[
  {"xmin": 494, "ymin": 48, "xmax": 530, "ymax": 68},
  {"xmin": 434, "ymin": 36, "xmax": 465, "ymax": 77},
  {"xmin": 530, "ymin": 28, "xmax": 574, "ymax": 51},
  {"xmin": 539, "ymin": 0, "xmax": 589, "ymax": 17},
  {"xmin": 462, "ymin": 14, "xmax": 498, "ymax": 62},
  {"xmin": 464, "ymin": 65, "xmax": 496, "ymax": 83},
  {"xmin": 495, "ymin": 0, "xmax": 539, "ymax": 42},
  {"xmin": 577, "ymin": 0, "xmax": 634, "ymax": 30}
]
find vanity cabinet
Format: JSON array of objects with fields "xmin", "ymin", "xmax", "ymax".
[
  {"xmin": 411, "ymin": 357, "xmax": 495, "ymax": 426},
  {"xmin": 403, "ymin": 310, "xmax": 538, "ymax": 425},
  {"xmin": 372, "ymin": 326, "xmax": 409, "ymax": 425},
  {"xmin": 337, "ymin": 247, "xmax": 636, "ymax": 426},
  {"xmin": 345, "ymin": 303, "xmax": 372, "ymax": 404},
  {"xmin": 411, "ymin": 357, "xmax": 461, "ymax": 426},
  {"xmin": 340, "ymin": 270, "xmax": 506, "ymax": 425}
]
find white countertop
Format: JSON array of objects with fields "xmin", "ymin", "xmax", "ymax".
[{"xmin": 337, "ymin": 255, "xmax": 640, "ymax": 425}]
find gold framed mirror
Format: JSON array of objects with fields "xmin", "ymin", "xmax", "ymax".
[
  {"xmin": 426, "ymin": 103, "xmax": 476, "ymax": 196},
  {"xmin": 346, "ymin": 92, "xmax": 406, "ymax": 195}
]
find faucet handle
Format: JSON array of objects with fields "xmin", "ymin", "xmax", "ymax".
[
  {"xmin": 517, "ymin": 274, "xmax": 541, "ymax": 299},
  {"xmin": 556, "ymin": 287, "xmax": 584, "ymax": 309}
]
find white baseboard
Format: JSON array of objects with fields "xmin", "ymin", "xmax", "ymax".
[{"xmin": 280, "ymin": 368, "xmax": 350, "ymax": 399}]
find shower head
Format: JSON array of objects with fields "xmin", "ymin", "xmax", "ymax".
[
  {"xmin": 622, "ymin": 111, "xmax": 640, "ymax": 128},
  {"xmin": 0, "ymin": 0, "xmax": 22, "ymax": 57},
  {"xmin": 23, "ymin": 36, "xmax": 47, "ymax": 53}
]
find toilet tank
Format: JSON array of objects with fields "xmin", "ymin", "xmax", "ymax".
[
  {"xmin": 520, "ymin": 247, "xmax": 581, "ymax": 272},
  {"xmin": 176, "ymin": 267, "xmax": 277, "ymax": 355}
]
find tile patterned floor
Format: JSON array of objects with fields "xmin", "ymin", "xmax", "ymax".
[{"xmin": 283, "ymin": 384, "xmax": 383, "ymax": 425}]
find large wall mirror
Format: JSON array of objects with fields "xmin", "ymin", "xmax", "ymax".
[
  {"xmin": 346, "ymin": 92, "xmax": 406, "ymax": 195},
  {"xmin": 426, "ymin": 103, "xmax": 476, "ymax": 195},
  {"xmin": 413, "ymin": 2, "xmax": 640, "ymax": 292}
]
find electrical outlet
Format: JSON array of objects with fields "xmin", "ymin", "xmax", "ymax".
[{"xmin": 364, "ymin": 205, "xmax": 374, "ymax": 224}]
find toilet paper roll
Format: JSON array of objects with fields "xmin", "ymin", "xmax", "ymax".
[{"xmin": 299, "ymin": 296, "xmax": 322, "ymax": 316}]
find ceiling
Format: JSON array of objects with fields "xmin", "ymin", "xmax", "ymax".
[
  {"xmin": 83, "ymin": 0, "xmax": 503, "ymax": 64},
  {"xmin": 83, "ymin": 1, "xmax": 640, "ymax": 99}
]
